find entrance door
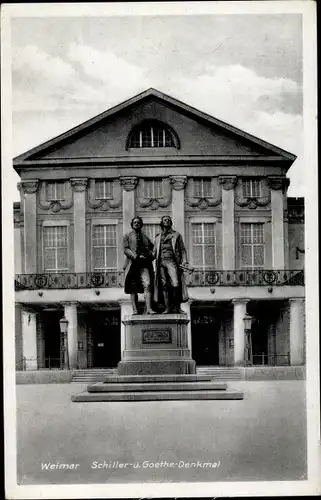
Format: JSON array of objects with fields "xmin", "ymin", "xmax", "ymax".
[
  {"xmin": 191, "ymin": 309, "xmax": 220, "ymax": 365},
  {"xmin": 91, "ymin": 311, "xmax": 121, "ymax": 368},
  {"xmin": 43, "ymin": 312, "xmax": 61, "ymax": 368},
  {"xmin": 251, "ymin": 318, "xmax": 269, "ymax": 365}
]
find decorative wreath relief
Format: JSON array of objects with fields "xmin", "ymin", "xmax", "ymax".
[
  {"xmin": 234, "ymin": 178, "xmax": 271, "ymax": 210},
  {"xmin": 87, "ymin": 179, "xmax": 122, "ymax": 211},
  {"xmin": 136, "ymin": 178, "xmax": 172, "ymax": 211},
  {"xmin": 38, "ymin": 181, "xmax": 73, "ymax": 212},
  {"xmin": 185, "ymin": 177, "xmax": 222, "ymax": 210}
]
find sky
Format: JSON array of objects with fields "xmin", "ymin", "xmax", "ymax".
[{"xmin": 10, "ymin": 13, "xmax": 303, "ymax": 199}]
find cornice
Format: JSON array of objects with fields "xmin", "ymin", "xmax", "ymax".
[{"xmin": 13, "ymin": 155, "xmax": 294, "ymax": 171}]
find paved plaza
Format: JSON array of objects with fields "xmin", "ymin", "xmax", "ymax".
[{"xmin": 16, "ymin": 381, "xmax": 307, "ymax": 485}]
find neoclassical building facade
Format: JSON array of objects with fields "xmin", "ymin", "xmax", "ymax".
[{"xmin": 14, "ymin": 88, "xmax": 305, "ymax": 371}]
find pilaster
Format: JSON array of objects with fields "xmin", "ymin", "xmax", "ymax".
[
  {"xmin": 169, "ymin": 175, "xmax": 187, "ymax": 240},
  {"xmin": 19, "ymin": 180, "xmax": 39, "ymax": 273},
  {"xmin": 219, "ymin": 176, "xmax": 237, "ymax": 270},
  {"xmin": 120, "ymin": 177, "xmax": 138, "ymax": 234},
  {"xmin": 70, "ymin": 178, "xmax": 88, "ymax": 273},
  {"xmin": 268, "ymin": 176, "xmax": 289, "ymax": 270}
]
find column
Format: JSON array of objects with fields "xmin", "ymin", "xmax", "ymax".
[
  {"xmin": 15, "ymin": 303, "xmax": 23, "ymax": 370},
  {"xmin": 289, "ymin": 298, "xmax": 305, "ymax": 365},
  {"xmin": 232, "ymin": 298, "xmax": 249, "ymax": 366},
  {"xmin": 63, "ymin": 302, "xmax": 78, "ymax": 369},
  {"xmin": 21, "ymin": 308, "xmax": 38, "ymax": 370},
  {"xmin": 19, "ymin": 180, "xmax": 39, "ymax": 273},
  {"xmin": 70, "ymin": 178, "xmax": 88, "ymax": 273},
  {"xmin": 36, "ymin": 314, "xmax": 46, "ymax": 369},
  {"xmin": 181, "ymin": 300, "xmax": 192, "ymax": 352},
  {"xmin": 169, "ymin": 176, "xmax": 187, "ymax": 240},
  {"xmin": 120, "ymin": 177, "xmax": 138, "ymax": 235},
  {"xmin": 268, "ymin": 176, "xmax": 289, "ymax": 270},
  {"xmin": 119, "ymin": 299, "xmax": 133, "ymax": 357},
  {"xmin": 218, "ymin": 176, "xmax": 237, "ymax": 270}
]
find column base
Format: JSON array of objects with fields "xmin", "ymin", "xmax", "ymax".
[{"xmin": 24, "ymin": 357, "xmax": 38, "ymax": 371}]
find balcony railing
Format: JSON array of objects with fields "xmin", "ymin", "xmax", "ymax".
[
  {"xmin": 15, "ymin": 269, "xmax": 304, "ymax": 291},
  {"xmin": 15, "ymin": 271, "xmax": 124, "ymax": 290},
  {"xmin": 186, "ymin": 269, "xmax": 304, "ymax": 287}
]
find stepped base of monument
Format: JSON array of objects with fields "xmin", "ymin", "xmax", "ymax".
[
  {"xmin": 71, "ymin": 375, "xmax": 244, "ymax": 402},
  {"xmin": 117, "ymin": 359, "xmax": 196, "ymax": 375}
]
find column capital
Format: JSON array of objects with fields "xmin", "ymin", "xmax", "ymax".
[
  {"xmin": 169, "ymin": 175, "xmax": 187, "ymax": 191},
  {"xmin": 61, "ymin": 301, "xmax": 80, "ymax": 308},
  {"xmin": 232, "ymin": 298, "xmax": 250, "ymax": 305},
  {"xmin": 267, "ymin": 176, "xmax": 290, "ymax": 191},
  {"xmin": 70, "ymin": 178, "xmax": 88, "ymax": 192},
  {"xmin": 218, "ymin": 175, "xmax": 237, "ymax": 191},
  {"xmin": 21, "ymin": 305, "xmax": 38, "ymax": 314},
  {"xmin": 120, "ymin": 176, "xmax": 138, "ymax": 191},
  {"xmin": 18, "ymin": 179, "xmax": 39, "ymax": 194},
  {"xmin": 289, "ymin": 297, "xmax": 305, "ymax": 303}
]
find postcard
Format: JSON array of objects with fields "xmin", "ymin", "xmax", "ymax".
[{"xmin": 2, "ymin": 1, "xmax": 320, "ymax": 498}]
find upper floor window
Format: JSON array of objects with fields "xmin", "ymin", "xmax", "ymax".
[
  {"xmin": 240, "ymin": 223, "xmax": 264, "ymax": 269},
  {"xmin": 193, "ymin": 178, "xmax": 212, "ymax": 198},
  {"xmin": 191, "ymin": 222, "xmax": 216, "ymax": 268},
  {"xmin": 242, "ymin": 179, "xmax": 261, "ymax": 198},
  {"xmin": 143, "ymin": 179, "xmax": 163, "ymax": 198},
  {"xmin": 92, "ymin": 224, "xmax": 117, "ymax": 270},
  {"xmin": 127, "ymin": 121, "xmax": 178, "ymax": 149},
  {"xmin": 43, "ymin": 225, "xmax": 68, "ymax": 272},
  {"xmin": 95, "ymin": 180, "xmax": 113, "ymax": 200},
  {"xmin": 46, "ymin": 181, "xmax": 66, "ymax": 201}
]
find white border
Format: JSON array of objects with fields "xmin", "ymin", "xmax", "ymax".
[{"xmin": 2, "ymin": 1, "xmax": 320, "ymax": 498}]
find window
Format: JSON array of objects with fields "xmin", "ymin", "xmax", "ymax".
[
  {"xmin": 92, "ymin": 224, "xmax": 117, "ymax": 270},
  {"xmin": 191, "ymin": 222, "xmax": 216, "ymax": 268},
  {"xmin": 240, "ymin": 223, "xmax": 264, "ymax": 269},
  {"xmin": 242, "ymin": 179, "xmax": 261, "ymax": 198},
  {"xmin": 193, "ymin": 178, "xmax": 212, "ymax": 198},
  {"xmin": 43, "ymin": 226, "xmax": 68, "ymax": 272},
  {"xmin": 46, "ymin": 182, "xmax": 66, "ymax": 201},
  {"xmin": 95, "ymin": 180, "xmax": 113, "ymax": 200},
  {"xmin": 143, "ymin": 179, "xmax": 163, "ymax": 198},
  {"xmin": 143, "ymin": 223, "xmax": 159, "ymax": 243},
  {"xmin": 129, "ymin": 123, "xmax": 175, "ymax": 148}
]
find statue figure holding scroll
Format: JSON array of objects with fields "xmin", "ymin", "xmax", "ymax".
[
  {"xmin": 154, "ymin": 216, "xmax": 189, "ymax": 314},
  {"xmin": 123, "ymin": 216, "xmax": 156, "ymax": 315}
]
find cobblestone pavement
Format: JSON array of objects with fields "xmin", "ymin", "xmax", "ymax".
[{"xmin": 16, "ymin": 381, "xmax": 307, "ymax": 484}]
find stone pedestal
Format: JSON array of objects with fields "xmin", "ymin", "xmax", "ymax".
[{"xmin": 117, "ymin": 314, "xmax": 196, "ymax": 375}]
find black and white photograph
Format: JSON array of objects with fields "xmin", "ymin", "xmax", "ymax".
[{"xmin": 1, "ymin": 1, "xmax": 319, "ymax": 498}]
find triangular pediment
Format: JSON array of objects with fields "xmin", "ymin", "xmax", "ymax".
[{"xmin": 13, "ymin": 88, "xmax": 296, "ymax": 169}]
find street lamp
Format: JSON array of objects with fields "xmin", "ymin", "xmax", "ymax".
[
  {"xmin": 59, "ymin": 316, "xmax": 70, "ymax": 370},
  {"xmin": 243, "ymin": 314, "xmax": 253, "ymax": 366}
]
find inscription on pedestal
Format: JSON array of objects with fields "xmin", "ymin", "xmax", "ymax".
[{"xmin": 142, "ymin": 328, "xmax": 172, "ymax": 344}]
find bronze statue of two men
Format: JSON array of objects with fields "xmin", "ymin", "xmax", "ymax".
[{"xmin": 123, "ymin": 216, "xmax": 189, "ymax": 315}]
